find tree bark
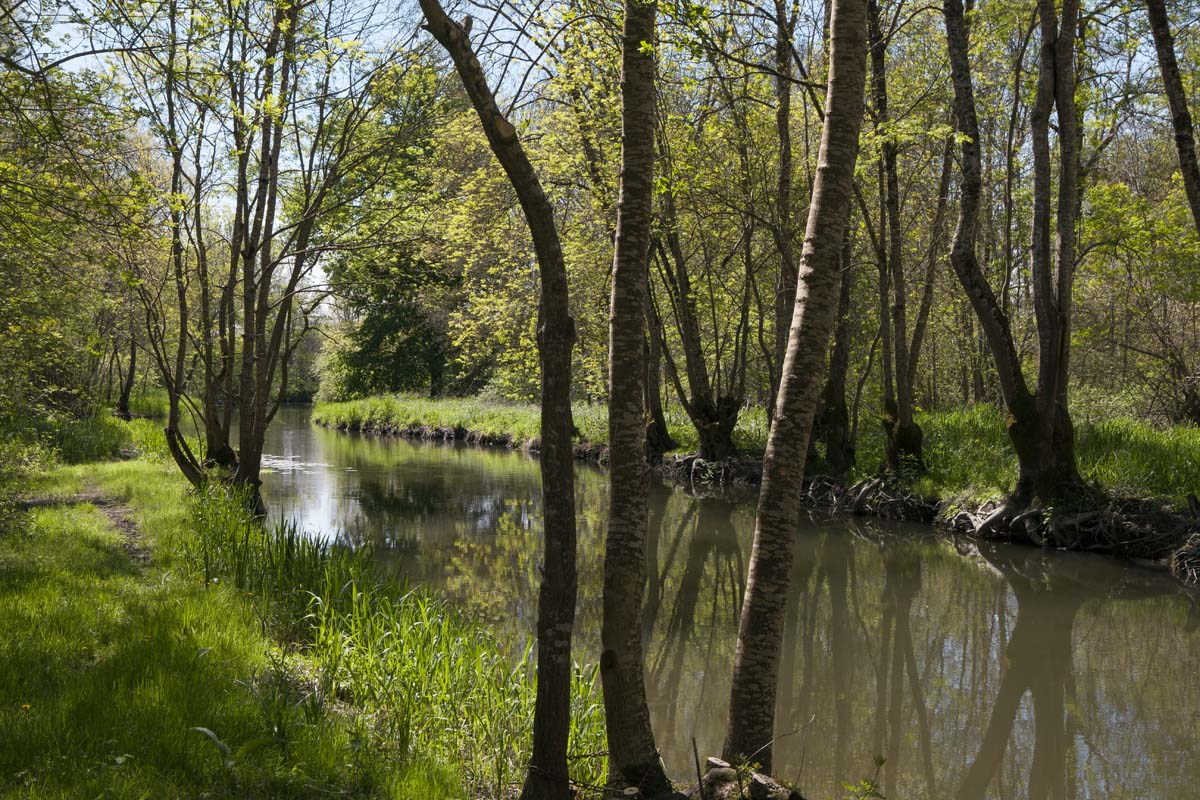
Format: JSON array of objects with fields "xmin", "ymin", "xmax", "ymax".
[
  {"xmin": 1028, "ymin": 0, "xmax": 1081, "ymax": 498},
  {"xmin": 770, "ymin": 0, "xmax": 797, "ymax": 421},
  {"xmin": 723, "ymin": 0, "xmax": 868, "ymax": 771},
  {"xmin": 868, "ymin": 0, "xmax": 922, "ymax": 468},
  {"xmin": 942, "ymin": 0, "xmax": 1079, "ymax": 516},
  {"xmin": 655, "ymin": 192, "xmax": 741, "ymax": 461},
  {"xmin": 906, "ymin": 136, "xmax": 954, "ymax": 395},
  {"xmin": 116, "ymin": 317, "xmax": 136, "ymax": 421},
  {"xmin": 820, "ymin": 229, "xmax": 856, "ymax": 478},
  {"xmin": 645, "ymin": 294, "xmax": 676, "ymax": 458},
  {"xmin": 601, "ymin": 0, "xmax": 671, "ymax": 794},
  {"xmin": 419, "ymin": 5, "xmax": 579, "ymax": 799},
  {"xmin": 1146, "ymin": 0, "xmax": 1200, "ymax": 237}
]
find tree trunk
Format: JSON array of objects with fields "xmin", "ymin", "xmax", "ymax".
[
  {"xmin": 1028, "ymin": 0, "xmax": 1081, "ymax": 499},
  {"xmin": 601, "ymin": 0, "xmax": 671, "ymax": 794},
  {"xmin": 906, "ymin": 136, "xmax": 954, "ymax": 394},
  {"xmin": 1146, "ymin": 0, "xmax": 1200, "ymax": 237},
  {"xmin": 723, "ymin": 0, "xmax": 868, "ymax": 771},
  {"xmin": 645, "ymin": 296, "xmax": 676, "ymax": 459},
  {"xmin": 770, "ymin": 0, "xmax": 797, "ymax": 421},
  {"xmin": 656, "ymin": 197, "xmax": 740, "ymax": 462},
  {"xmin": 942, "ymin": 0, "xmax": 1078, "ymax": 520},
  {"xmin": 820, "ymin": 230, "xmax": 856, "ymax": 478},
  {"xmin": 868, "ymin": 0, "xmax": 922, "ymax": 469},
  {"xmin": 419, "ymin": 6, "xmax": 579, "ymax": 799},
  {"xmin": 117, "ymin": 319, "xmax": 136, "ymax": 421}
]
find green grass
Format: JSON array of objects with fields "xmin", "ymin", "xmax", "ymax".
[
  {"xmin": 0, "ymin": 437, "xmax": 607, "ymax": 797},
  {"xmin": 126, "ymin": 387, "xmax": 170, "ymax": 419},
  {"xmin": 313, "ymin": 394, "xmax": 770, "ymax": 454},
  {"xmin": 0, "ymin": 461, "xmax": 417, "ymax": 798},
  {"xmin": 890, "ymin": 405, "xmax": 1200, "ymax": 508},
  {"xmin": 316, "ymin": 395, "xmax": 1200, "ymax": 509}
]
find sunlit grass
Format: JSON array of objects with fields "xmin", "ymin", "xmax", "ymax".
[
  {"xmin": 127, "ymin": 387, "xmax": 170, "ymax": 419},
  {"xmin": 313, "ymin": 393, "xmax": 770, "ymax": 454},
  {"xmin": 0, "ymin": 457, "xmax": 607, "ymax": 798},
  {"xmin": 184, "ymin": 484, "xmax": 607, "ymax": 796},
  {"xmin": 316, "ymin": 395, "xmax": 1200, "ymax": 509},
  {"xmin": 0, "ymin": 463, "xmax": 406, "ymax": 798},
  {"xmin": 878, "ymin": 405, "xmax": 1200, "ymax": 508}
]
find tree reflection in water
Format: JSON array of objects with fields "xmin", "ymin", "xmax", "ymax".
[{"xmin": 259, "ymin": 407, "xmax": 1200, "ymax": 799}]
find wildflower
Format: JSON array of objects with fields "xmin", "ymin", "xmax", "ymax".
[{"xmin": 20, "ymin": 703, "xmax": 30, "ymax": 711}]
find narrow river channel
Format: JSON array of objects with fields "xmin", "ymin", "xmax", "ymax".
[{"xmin": 257, "ymin": 405, "xmax": 1199, "ymax": 799}]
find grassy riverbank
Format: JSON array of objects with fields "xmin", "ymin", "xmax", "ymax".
[
  {"xmin": 313, "ymin": 394, "xmax": 771, "ymax": 456},
  {"xmin": 0, "ymin": 421, "xmax": 606, "ymax": 798},
  {"xmin": 315, "ymin": 395, "xmax": 1200, "ymax": 509}
]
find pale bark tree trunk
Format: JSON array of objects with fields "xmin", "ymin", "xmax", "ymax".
[
  {"xmin": 722, "ymin": 0, "xmax": 868, "ymax": 771},
  {"xmin": 601, "ymin": 1, "xmax": 671, "ymax": 793},
  {"xmin": 419, "ymin": 5, "xmax": 579, "ymax": 799},
  {"xmin": 1146, "ymin": 0, "xmax": 1200, "ymax": 237}
]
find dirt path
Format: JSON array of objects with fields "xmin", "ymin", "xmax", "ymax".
[{"xmin": 18, "ymin": 490, "xmax": 150, "ymax": 567}]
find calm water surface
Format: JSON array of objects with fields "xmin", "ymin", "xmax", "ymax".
[{"xmin": 260, "ymin": 406, "xmax": 1200, "ymax": 799}]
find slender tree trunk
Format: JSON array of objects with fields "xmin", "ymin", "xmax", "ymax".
[
  {"xmin": 907, "ymin": 137, "xmax": 954, "ymax": 393},
  {"xmin": 419, "ymin": 6, "xmax": 579, "ymax": 799},
  {"xmin": 1029, "ymin": 0, "xmax": 1080, "ymax": 498},
  {"xmin": 770, "ymin": 0, "xmax": 797, "ymax": 421},
  {"xmin": 656, "ymin": 194, "xmax": 740, "ymax": 461},
  {"xmin": 723, "ymin": 0, "xmax": 868, "ymax": 770},
  {"xmin": 645, "ymin": 295, "xmax": 676, "ymax": 458},
  {"xmin": 117, "ymin": 319, "xmax": 136, "ymax": 421},
  {"xmin": 1146, "ymin": 0, "xmax": 1200, "ymax": 237},
  {"xmin": 820, "ymin": 230, "xmax": 856, "ymax": 478},
  {"xmin": 868, "ymin": 0, "xmax": 922, "ymax": 468},
  {"xmin": 601, "ymin": 1, "xmax": 671, "ymax": 794},
  {"xmin": 942, "ymin": 0, "xmax": 1058, "ymax": 520}
]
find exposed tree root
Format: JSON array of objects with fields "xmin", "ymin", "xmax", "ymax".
[{"xmin": 938, "ymin": 484, "xmax": 1200, "ymax": 586}]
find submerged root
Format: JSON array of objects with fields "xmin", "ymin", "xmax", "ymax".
[
  {"xmin": 1169, "ymin": 533, "xmax": 1200, "ymax": 586},
  {"xmin": 809, "ymin": 474, "xmax": 936, "ymax": 522},
  {"xmin": 946, "ymin": 484, "xmax": 1200, "ymax": 585}
]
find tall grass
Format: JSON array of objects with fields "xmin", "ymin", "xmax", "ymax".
[
  {"xmin": 895, "ymin": 405, "xmax": 1200, "ymax": 507},
  {"xmin": 127, "ymin": 387, "xmax": 171, "ymax": 419},
  {"xmin": 183, "ymin": 486, "xmax": 608, "ymax": 796},
  {"xmin": 1077, "ymin": 417, "xmax": 1200, "ymax": 504}
]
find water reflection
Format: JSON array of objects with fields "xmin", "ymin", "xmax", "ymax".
[{"xmin": 260, "ymin": 406, "xmax": 1200, "ymax": 799}]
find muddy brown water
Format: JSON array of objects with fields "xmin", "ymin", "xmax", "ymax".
[{"xmin": 258, "ymin": 406, "xmax": 1200, "ymax": 799}]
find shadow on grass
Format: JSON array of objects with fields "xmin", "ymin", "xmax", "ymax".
[{"xmin": 0, "ymin": 500, "xmax": 426, "ymax": 798}]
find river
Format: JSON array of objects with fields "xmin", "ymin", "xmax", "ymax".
[{"xmin": 257, "ymin": 405, "xmax": 1199, "ymax": 799}]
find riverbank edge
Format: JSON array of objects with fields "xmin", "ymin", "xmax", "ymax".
[
  {"xmin": 4, "ymin": 457, "xmax": 610, "ymax": 798},
  {"xmin": 316, "ymin": 418, "xmax": 1200, "ymax": 587},
  {"xmin": 313, "ymin": 417, "xmax": 766, "ymax": 486}
]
